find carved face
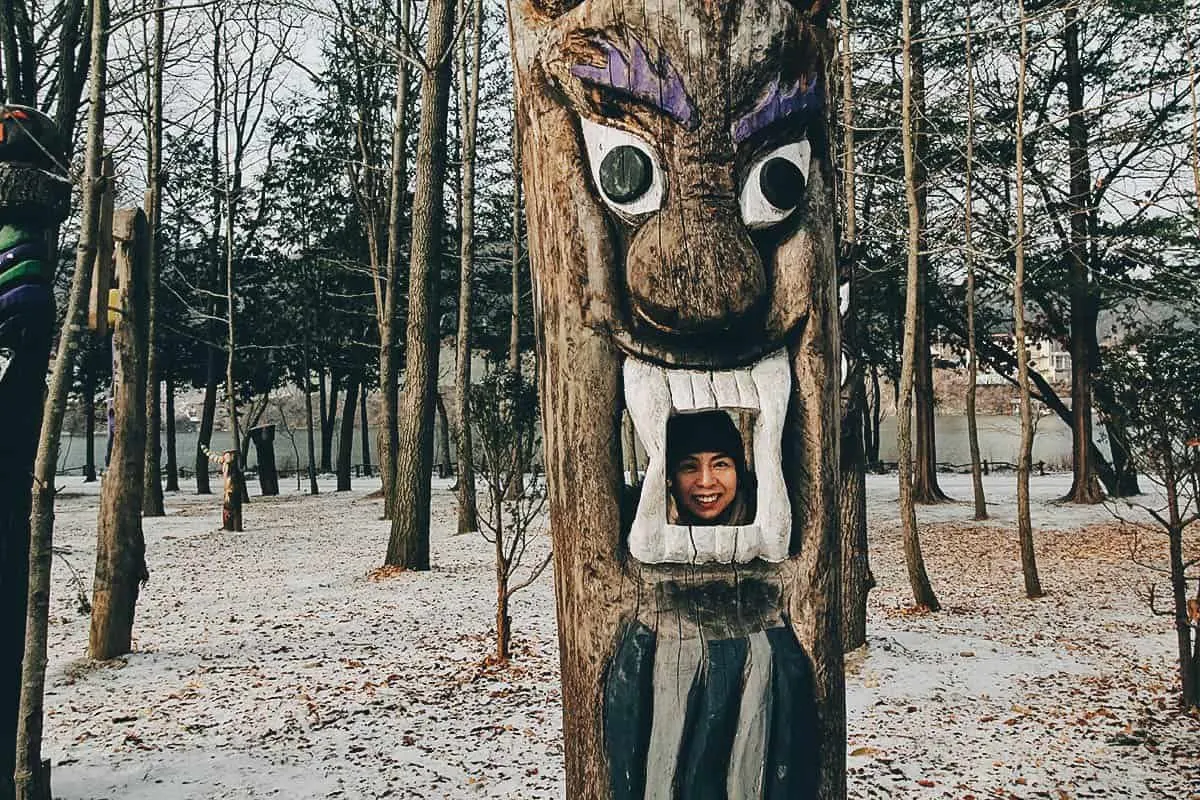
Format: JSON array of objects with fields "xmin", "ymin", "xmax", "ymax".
[
  {"xmin": 509, "ymin": 2, "xmax": 840, "ymax": 794},
  {"xmin": 514, "ymin": 0, "xmax": 834, "ymax": 567}
]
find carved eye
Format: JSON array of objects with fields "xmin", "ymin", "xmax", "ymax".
[
  {"xmin": 740, "ymin": 141, "xmax": 811, "ymax": 229},
  {"xmin": 599, "ymin": 146, "xmax": 652, "ymax": 203},
  {"xmin": 580, "ymin": 117, "xmax": 664, "ymax": 216}
]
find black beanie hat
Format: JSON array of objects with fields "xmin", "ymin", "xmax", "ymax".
[{"xmin": 666, "ymin": 411, "xmax": 746, "ymax": 473}]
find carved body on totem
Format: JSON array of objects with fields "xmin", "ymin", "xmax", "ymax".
[
  {"xmin": 507, "ymin": 2, "xmax": 844, "ymax": 798},
  {"xmin": 0, "ymin": 105, "xmax": 70, "ymax": 792}
]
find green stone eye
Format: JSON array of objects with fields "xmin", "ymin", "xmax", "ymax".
[
  {"xmin": 599, "ymin": 145, "xmax": 653, "ymax": 204},
  {"xmin": 759, "ymin": 156, "xmax": 806, "ymax": 210}
]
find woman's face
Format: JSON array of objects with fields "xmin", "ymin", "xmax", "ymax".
[{"xmin": 671, "ymin": 451, "xmax": 739, "ymax": 522}]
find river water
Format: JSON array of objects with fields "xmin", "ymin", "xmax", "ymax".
[
  {"xmin": 58, "ymin": 413, "xmax": 1096, "ymax": 477},
  {"xmin": 875, "ymin": 413, "xmax": 1104, "ymax": 469}
]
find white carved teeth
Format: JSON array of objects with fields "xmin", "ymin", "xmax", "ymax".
[{"xmin": 623, "ymin": 350, "xmax": 792, "ymax": 566}]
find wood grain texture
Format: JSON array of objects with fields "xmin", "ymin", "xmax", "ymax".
[
  {"xmin": 89, "ymin": 208, "xmax": 150, "ymax": 661},
  {"xmin": 508, "ymin": 0, "xmax": 844, "ymax": 795}
]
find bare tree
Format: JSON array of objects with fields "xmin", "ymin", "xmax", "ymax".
[
  {"xmin": 838, "ymin": 0, "xmax": 872, "ymax": 650},
  {"xmin": 336, "ymin": 375, "xmax": 359, "ymax": 490},
  {"xmin": 1189, "ymin": 3, "xmax": 1200, "ymax": 223},
  {"xmin": 454, "ymin": 0, "xmax": 481, "ymax": 534},
  {"xmin": 1013, "ymin": 0, "xmax": 1043, "ymax": 600},
  {"xmin": 898, "ymin": 0, "xmax": 939, "ymax": 612},
  {"xmin": 217, "ymin": 1, "xmax": 292, "ymax": 473},
  {"xmin": 386, "ymin": 0, "xmax": 456, "ymax": 568},
  {"xmin": 508, "ymin": 108, "xmax": 521, "ymax": 374},
  {"xmin": 1100, "ymin": 324, "xmax": 1200, "ymax": 708},
  {"xmin": 909, "ymin": 0, "xmax": 948, "ymax": 505},
  {"xmin": 379, "ymin": 0, "xmax": 413, "ymax": 518},
  {"xmin": 1059, "ymin": 1, "xmax": 1105, "ymax": 504},
  {"xmin": 470, "ymin": 369, "xmax": 551, "ymax": 662},
  {"xmin": 963, "ymin": 3, "xmax": 987, "ymax": 522},
  {"xmin": 142, "ymin": 0, "xmax": 167, "ymax": 517}
]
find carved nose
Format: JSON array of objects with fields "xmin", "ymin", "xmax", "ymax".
[{"xmin": 625, "ymin": 202, "xmax": 766, "ymax": 337}]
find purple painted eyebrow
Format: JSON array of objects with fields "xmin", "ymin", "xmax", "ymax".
[
  {"xmin": 732, "ymin": 75, "xmax": 823, "ymax": 144},
  {"xmin": 570, "ymin": 35, "xmax": 699, "ymax": 130}
]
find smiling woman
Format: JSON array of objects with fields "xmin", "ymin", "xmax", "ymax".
[{"xmin": 666, "ymin": 411, "xmax": 756, "ymax": 526}]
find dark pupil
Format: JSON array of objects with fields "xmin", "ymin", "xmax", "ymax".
[
  {"xmin": 759, "ymin": 157, "xmax": 806, "ymax": 210},
  {"xmin": 599, "ymin": 145, "xmax": 652, "ymax": 204}
]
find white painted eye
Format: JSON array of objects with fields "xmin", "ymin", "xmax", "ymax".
[
  {"xmin": 740, "ymin": 140, "xmax": 811, "ymax": 230},
  {"xmin": 579, "ymin": 117, "xmax": 665, "ymax": 217}
]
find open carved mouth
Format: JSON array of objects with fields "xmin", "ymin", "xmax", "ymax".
[{"xmin": 622, "ymin": 350, "xmax": 791, "ymax": 565}]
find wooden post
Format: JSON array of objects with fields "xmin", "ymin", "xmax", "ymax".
[
  {"xmin": 220, "ymin": 451, "xmax": 245, "ymax": 531},
  {"xmin": 0, "ymin": 105, "xmax": 71, "ymax": 800},
  {"xmin": 507, "ymin": 2, "xmax": 844, "ymax": 797},
  {"xmin": 86, "ymin": 156, "xmax": 115, "ymax": 335},
  {"xmin": 89, "ymin": 207, "xmax": 151, "ymax": 661},
  {"xmin": 249, "ymin": 425, "xmax": 280, "ymax": 496}
]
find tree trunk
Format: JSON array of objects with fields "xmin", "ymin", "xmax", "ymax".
[
  {"xmin": 379, "ymin": 0, "xmax": 412, "ymax": 519},
  {"xmin": 317, "ymin": 367, "xmax": 329, "ymax": 471},
  {"xmin": 337, "ymin": 376, "xmax": 359, "ymax": 491},
  {"xmin": 1013, "ymin": 4, "xmax": 1043, "ymax": 600},
  {"xmin": 303, "ymin": 341, "xmax": 319, "ymax": 496},
  {"xmin": 16, "ymin": 4, "xmax": 105, "ymax": 789},
  {"xmin": 509, "ymin": 113, "xmax": 522, "ymax": 375},
  {"xmin": 435, "ymin": 391, "xmax": 452, "ymax": 480},
  {"xmin": 321, "ymin": 371, "xmax": 339, "ymax": 475},
  {"xmin": 909, "ymin": 0, "xmax": 947, "ymax": 505},
  {"xmin": 141, "ymin": 2, "xmax": 166, "ymax": 518},
  {"xmin": 508, "ymin": 2, "xmax": 846, "ymax": 796},
  {"xmin": 837, "ymin": 0, "xmax": 871, "ymax": 652},
  {"xmin": 454, "ymin": 0, "xmax": 481, "ymax": 534},
  {"xmin": 249, "ymin": 425, "xmax": 279, "ymax": 496},
  {"xmin": 0, "ymin": 159, "xmax": 71, "ymax": 800},
  {"xmin": 496, "ymin": 568, "xmax": 511, "ymax": 663},
  {"xmin": 1170, "ymin": 522, "xmax": 1197, "ymax": 707},
  {"xmin": 197, "ymin": 14, "xmax": 222, "ymax": 498},
  {"xmin": 90, "ymin": 207, "xmax": 151, "ymax": 660},
  {"xmin": 83, "ymin": 377, "xmax": 96, "ymax": 482},
  {"xmin": 1163, "ymin": 459, "xmax": 1196, "ymax": 707},
  {"xmin": 505, "ymin": 108, "xmax": 525, "ymax": 502},
  {"xmin": 866, "ymin": 365, "xmax": 881, "ymax": 466},
  {"xmin": 385, "ymin": 0, "xmax": 455, "ymax": 569},
  {"xmin": 963, "ymin": 4, "xmax": 987, "ymax": 521},
  {"xmin": 899, "ymin": 0, "xmax": 940, "ymax": 612},
  {"xmin": 1062, "ymin": 2, "xmax": 1104, "ymax": 504},
  {"xmin": 224, "ymin": 196, "xmax": 239, "ymax": 481},
  {"xmin": 359, "ymin": 385, "xmax": 372, "ymax": 477},
  {"xmin": 164, "ymin": 374, "xmax": 179, "ymax": 491},
  {"xmin": 840, "ymin": 378, "xmax": 871, "ymax": 651}
]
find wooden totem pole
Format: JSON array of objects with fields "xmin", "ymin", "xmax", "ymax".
[
  {"xmin": 507, "ymin": 2, "xmax": 844, "ymax": 798},
  {"xmin": 0, "ymin": 106, "xmax": 70, "ymax": 797}
]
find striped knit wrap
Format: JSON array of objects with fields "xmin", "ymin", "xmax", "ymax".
[{"xmin": 603, "ymin": 578, "xmax": 820, "ymax": 800}]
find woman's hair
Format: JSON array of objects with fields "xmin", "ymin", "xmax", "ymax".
[{"xmin": 666, "ymin": 411, "xmax": 746, "ymax": 473}]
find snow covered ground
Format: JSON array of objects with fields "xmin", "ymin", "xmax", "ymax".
[{"xmin": 40, "ymin": 472, "xmax": 1200, "ymax": 798}]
